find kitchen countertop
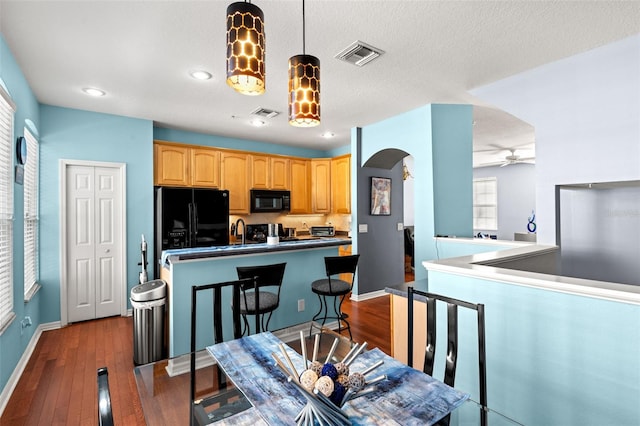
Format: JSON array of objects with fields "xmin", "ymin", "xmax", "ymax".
[
  {"xmin": 385, "ymin": 279, "xmax": 428, "ymax": 300},
  {"xmin": 161, "ymin": 236, "xmax": 351, "ymax": 265}
]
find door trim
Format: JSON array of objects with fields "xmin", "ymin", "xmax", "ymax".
[{"xmin": 59, "ymin": 159, "xmax": 128, "ymax": 326}]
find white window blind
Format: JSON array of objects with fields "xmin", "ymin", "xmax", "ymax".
[
  {"xmin": 0, "ymin": 86, "xmax": 15, "ymax": 332},
  {"xmin": 24, "ymin": 128, "xmax": 39, "ymax": 299},
  {"xmin": 473, "ymin": 177, "xmax": 498, "ymax": 231}
]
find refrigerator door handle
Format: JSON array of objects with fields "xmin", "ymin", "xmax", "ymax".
[
  {"xmin": 187, "ymin": 202, "xmax": 194, "ymax": 247},
  {"xmin": 192, "ymin": 202, "xmax": 199, "ymax": 242}
]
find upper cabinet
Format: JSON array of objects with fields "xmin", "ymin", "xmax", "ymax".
[
  {"xmin": 191, "ymin": 148, "xmax": 220, "ymax": 188},
  {"xmin": 221, "ymin": 151, "xmax": 250, "ymax": 214},
  {"xmin": 290, "ymin": 159, "xmax": 311, "ymax": 214},
  {"xmin": 154, "ymin": 141, "xmax": 350, "ymax": 215},
  {"xmin": 270, "ymin": 156, "xmax": 291, "ymax": 190},
  {"xmin": 250, "ymin": 155, "xmax": 290, "ymax": 190},
  {"xmin": 154, "ymin": 143, "xmax": 190, "ymax": 186},
  {"xmin": 154, "ymin": 141, "xmax": 220, "ymax": 188},
  {"xmin": 311, "ymin": 159, "xmax": 331, "ymax": 214},
  {"xmin": 331, "ymin": 154, "xmax": 351, "ymax": 214},
  {"xmin": 250, "ymin": 154, "xmax": 270, "ymax": 189}
]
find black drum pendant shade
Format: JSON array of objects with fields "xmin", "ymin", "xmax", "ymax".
[
  {"xmin": 288, "ymin": 54, "xmax": 320, "ymax": 127},
  {"xmin": 288, "ymin": 0, "xmax": 320, "ymax": 127},
  {"xmin": 226, "ymin": 1, "xmax": 265, "ymax": 96}
]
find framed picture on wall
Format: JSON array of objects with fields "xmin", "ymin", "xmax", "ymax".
[{"xmin": 370, "ymin": 177, "xmax": 391, "ymax": 215}]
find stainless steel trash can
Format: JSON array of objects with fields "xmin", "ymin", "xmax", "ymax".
[{"xmin": 131, "ymin": 279, "xmax": 166, "ymax": 365}]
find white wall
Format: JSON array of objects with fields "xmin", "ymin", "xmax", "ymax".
[
  {"xmin": 473, "ymin": 163, "xmax": 536, "ymax": 240},
  {"xmin": 471, "ymin": 34, "xmax": 640, "ymax": 244}
]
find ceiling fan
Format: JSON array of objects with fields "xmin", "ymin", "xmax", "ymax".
[{"xmin": 500, "ymin": 149, "xmax": 535, "ymax": 167}]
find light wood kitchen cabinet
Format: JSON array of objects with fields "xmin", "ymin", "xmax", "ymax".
[
  {"xmin": 270, "ymin": 157, "xmax": 290, "ymax": 190},
  {"xmin": 221, "ymin": 151, "xmax": 250, "ymax": 214},
  {"xmin": 191, "ymin": 148, "xmax": 220, "ymax": 188},
  {"xmin": 154, "ymin": 142, "xmax": 220, "ymax": 188},
  {"xmin": 155, "ymin": 143, "xmax": 190, "ymax": 186},
  {"xmin": 331, "ymin": 154, "xmax": 351, "ymax": 214},
  {"xmin": 311, "ymin": 159, "xmax": 331, "ymax": 214},
  {"xmin": 250, "ymin": 154, "xmax": 270, "ymax": 189},
  {"xmin": 290, "ymin": 159, "xmax": 311, "ymax": 214},
  {"xmin": 250, "ymin": 155, "xmax": 290, "ymax": 190}
]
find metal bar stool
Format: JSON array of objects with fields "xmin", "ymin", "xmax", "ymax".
[
  {"xmin": 235, "ymin": 262, "xmax": 287, "ymax": 335},
  {"xmin": 310, "ymin": 254, "xmax": 359, "ymax": 340}
]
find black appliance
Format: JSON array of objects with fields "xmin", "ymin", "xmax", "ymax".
[
  {"xmin": 250, "ymin": 189, "xmax": 290, "ymax": 213},
  {"xmin": 244, "ymin": 223, "xmax": 299, "ymax": 243},
  {"xmin": 154, "ymin": 187, "xmax": 229, "ymax": 275}
]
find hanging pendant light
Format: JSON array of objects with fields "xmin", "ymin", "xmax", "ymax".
[
  {"xmin": 288, "ymin": 0, "xmax": 320, "ymax": 127},
  {"xmin": 226, "ymin": 1, "xmax": 266, "ymax": 95}
]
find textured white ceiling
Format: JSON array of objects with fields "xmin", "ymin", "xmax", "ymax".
[{"xmin": 1, "ymin": 1, "xmax": 638, "ymax": 167}]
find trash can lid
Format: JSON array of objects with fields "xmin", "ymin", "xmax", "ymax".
[{"xmin": 131, "ymin": 279, "xmax": 166, "ymax": 302}]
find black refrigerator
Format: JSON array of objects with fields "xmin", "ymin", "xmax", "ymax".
[{"xmin": 154, "ymin": 187, "xmax": 229, "ymax": 276}]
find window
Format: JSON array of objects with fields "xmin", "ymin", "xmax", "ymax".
[
  {"xmin": 0, "ymin": 86, "xmax": 15, "ymax": 332},
  {"xmin": 24, "ymin": 128, "xmax": 39, "ymax": 299},
  {"xmin": 473, "ymin": 177, "xmax": 497, "ymax": 231}
]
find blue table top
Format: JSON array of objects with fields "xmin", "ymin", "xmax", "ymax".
[{"xmin": 207, "ymin": 332, "xmax": 469, "ymax": 425}]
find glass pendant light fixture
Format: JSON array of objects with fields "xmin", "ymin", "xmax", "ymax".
[
  {"xmin": 226, "ymin": 1, "xmax": 266, "ymax": 95},
  {"xmin": 288, "ymin": 0, "xmax": 320, "ymax": 127}
]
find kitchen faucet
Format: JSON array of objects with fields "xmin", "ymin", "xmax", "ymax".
[{"xmin": 234, "ymin": 218, "xmax": 246, "ymax": 245}]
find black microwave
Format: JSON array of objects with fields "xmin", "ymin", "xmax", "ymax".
[{"xmin": 250, "ymin": 189, "xmax": 291, "ymax": 213}]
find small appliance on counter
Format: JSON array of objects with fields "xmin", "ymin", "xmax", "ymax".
[
  {"xmin": 267, "ymin": 223, "xmax": 279, "ymax": 245},
  {"xmin": 310, "ymin": 226, "xmax": 335, "ymax": 237},
  {"xmin": 244, "ymin": 223, "xmax": 300, "ymax": 243}
]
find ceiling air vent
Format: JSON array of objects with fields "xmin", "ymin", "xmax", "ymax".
[
  {"xmin": 335, "ymin": 41, "xmax": 384, "ymax": 67},
  {"xmin": 250, "ymin": 107, "xmax": 279, "ymax": 118}
]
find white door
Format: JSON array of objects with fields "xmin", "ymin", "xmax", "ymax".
[{"xmin": 66, "ymin": 164, "xmax": 124, "ymax": 323}]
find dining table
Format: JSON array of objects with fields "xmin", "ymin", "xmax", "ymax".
[
  {"xmin": 195, "ymin": 329, "xmax": 522, "ymax": 425},
  {"xmin": 134, "ymin": 325, "xmax": 522, "ymax": 426}
]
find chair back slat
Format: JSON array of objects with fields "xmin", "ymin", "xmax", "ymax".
[
  {"xmin": 407, "ymin": 287, "xmax": 487, "ymax": 426},
  {"xmin": 444, "ymin": 303, "xmax": 458, "ymax": 388},
  {"xmin": 424, "ymin": 297, "xmax": 437, "ymax": 376}
]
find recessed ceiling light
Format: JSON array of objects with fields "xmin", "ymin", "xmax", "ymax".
[
  {"xmin": 82, "ymin": 87, "xmax": 106, "ymax": 97},
  {"xmin": 190, "ymin": 70, "xmax": 212, "ymax": 80},
  {"xmin": 250, "ymin": 118, "xmax": 266, "ymax": 127},
  {"xmin": 321, "ymin": 132, "xmax": 335, "ymax": 138}
]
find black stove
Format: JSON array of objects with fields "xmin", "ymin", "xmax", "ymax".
[{"xmin": 244, "ymin": 223, "xmax": 298, "ymax": 243}]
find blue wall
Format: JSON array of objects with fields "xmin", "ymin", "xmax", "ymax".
[
  {"xmin": 0, "ymin": 34, "xmax": 42, "ymax": 401},
  {"xmin": 154, "ymin": 127, "xmax": 329, "ymax": 159},
  {"xmin": 357, "ymin": 104, "xmax": 473, "ymax": 284},
  {"xmin": 427, "ymin": 268, "xmax": 640, "ymax": 425},
  {"xmin": 39, "ymin": 106, "xmax": 154, "ymax": 323}
]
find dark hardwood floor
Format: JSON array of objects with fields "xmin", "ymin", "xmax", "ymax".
[{"xmin": 0, "ymin": 295, "xmax": 391, "ymax": 425}]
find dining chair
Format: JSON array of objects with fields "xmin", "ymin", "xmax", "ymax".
[
  {"xmin": 189, "ymin": 277, "xmax": 258, "ymax": 426},
  {"xmin": 310, "ymin": 254, "xmax": 360, "ymax": 340},
  {"xmin": 407, "ymin": 287, "xmax": 487, "ymax": 426},
  {"xmin": 235, "ymin": 262, "xmax": 287, "ymax": 335},
  {"xmin": 97, "ymin": 367, "xmax": 114, "ymax": 426}
]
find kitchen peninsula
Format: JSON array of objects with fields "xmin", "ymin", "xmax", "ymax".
[{"xmin": 160, "ymin": 237, "xmax": 351, "ymax": 358}]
